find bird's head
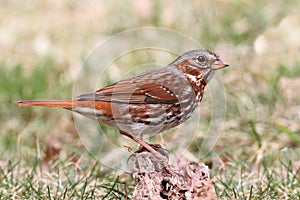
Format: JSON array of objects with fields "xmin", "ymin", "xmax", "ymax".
[{"xmin": 174, "ymin": 49, "xmax": 229, "ymax": 83}]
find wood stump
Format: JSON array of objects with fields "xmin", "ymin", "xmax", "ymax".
[{"xmin": 129, "ymin": 146, "xmax": 218, "ymax": 200}]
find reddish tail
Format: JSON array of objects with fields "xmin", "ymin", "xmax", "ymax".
[
  {"xmin": 17, "ymin": 100, "xmax": 113, "ymax": 116},
  {"xmin": 17, "ymin": 100, "xmax": 74, "ymax": 109}
]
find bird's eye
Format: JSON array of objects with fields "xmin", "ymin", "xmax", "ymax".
[{"xmin": 197, "ymin": 55, "xmax": 207, "ymax": 65}]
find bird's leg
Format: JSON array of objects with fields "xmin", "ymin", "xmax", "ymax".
[
  {"xmin": 120, "ymin": 131, "xmax": 169, "ymax": 171},
  {"xmin": 120, "ymin": 130, "xmax": 168, "ymax": 163},
  {"xmin": 119, "ymin": 131, "xmax": 166, "ymax": 160}
]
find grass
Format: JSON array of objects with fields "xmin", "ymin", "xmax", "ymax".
[
  {"xmin": 216, "ymin": 152, "xmax": 300, "ymax": 199},
  {"xmin": 0, "ymin": 159, "xmax": 134, "ymax": 199},
  {"xmin": 1, "ymin": 0, "xmax": 300, "ymax": 199}
]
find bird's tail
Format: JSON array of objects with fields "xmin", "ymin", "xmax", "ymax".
[
  {"xmin": 17, "ymin": 100, "xmax": 112, "ymax": 114},
  {"xmin": 17, "ymin": 100, "xmax": 74, "ymax": 109}
]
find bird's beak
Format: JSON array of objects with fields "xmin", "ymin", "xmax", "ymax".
[{"xmin": 212, "ymin": 59, "xmax": 229, "ymax": 70}]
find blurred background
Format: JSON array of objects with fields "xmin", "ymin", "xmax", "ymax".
[{"xmin": 0, "ymin": 0, "xmax": 299, "ymax": 198}]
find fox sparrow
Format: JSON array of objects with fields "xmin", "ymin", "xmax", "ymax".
[{"xmin": 18, "ymin": 49, "xmax": 228, "ymax": 155}]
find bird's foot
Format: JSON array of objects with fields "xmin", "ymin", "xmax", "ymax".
[
  {"xmin": 128, "ymin": 143, "xmax": 169, "ymax": 173},
  {"xmin": 120, "ymin": 131, "xmax": 168, "ymax": 162}
]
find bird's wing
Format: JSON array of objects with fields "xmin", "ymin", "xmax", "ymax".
[{"xmin": 76, "ymin": 67, "xmax": 185, "ymax": 104}]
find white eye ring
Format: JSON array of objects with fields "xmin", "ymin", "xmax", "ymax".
[{"xmin": 197, "ymin": 55, "xmax": 207, "ymax": 65}]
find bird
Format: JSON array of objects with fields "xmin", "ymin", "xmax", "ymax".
[{"xmin": 17, "ymin": 49, "xmax": 228, "ymax": 156}]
